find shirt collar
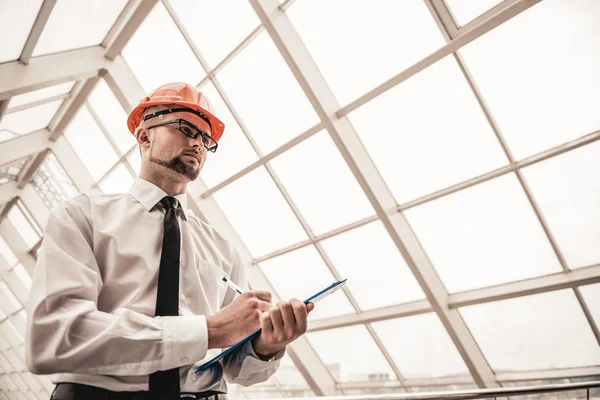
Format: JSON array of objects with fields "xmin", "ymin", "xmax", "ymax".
[{"xmin": 128, "ymin": 178, "xmax": 189, "ymax": 220}]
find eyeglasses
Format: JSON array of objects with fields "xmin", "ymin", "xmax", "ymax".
[{"xmin": 145, "ymin": 118, "xmax": 218, "ymax": 153}]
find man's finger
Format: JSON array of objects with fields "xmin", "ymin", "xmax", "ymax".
[
  {"xmin": 261, "ymin": 311, "xmax": 274, "ymax": 334},
  {"xmin": 278, "ymin": 301, "xmax": 295, "ymax": 339},
  {"xmin": 252, "ymin": 290, "xmax": 272, "ymax": 303},
  {"xmin": 306, "ymin": 302, "xmax": 315, "ymax": 313},
  {"xmin": 269, "ymin": 306, "xmax": 284, "ymax": 333},
  {"xmin": 290, "ymin": 299, "xmax": 308, "ymax": 333}
]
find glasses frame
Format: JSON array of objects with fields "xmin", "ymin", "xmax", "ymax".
[{"xmin": 145, "ymin": 117, "xmax": 219, "ymax": 153}]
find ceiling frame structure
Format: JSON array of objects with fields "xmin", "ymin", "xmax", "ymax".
[{"xmin": 0, "ymin": 0, "xmax": 599, "ymax": 398}]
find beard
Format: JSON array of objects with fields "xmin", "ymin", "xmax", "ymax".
[{"xmin": 149, "ymin": 143, "xmax": 200, "ymax": 181}]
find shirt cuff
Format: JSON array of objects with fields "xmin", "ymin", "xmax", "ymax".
[
  {"xmin": 158, "ymin": 315, "xmax": 208, "ymax": 370},
  {"xmin": 247, "ymin": 341, "xmax": 286, "ymax": 363}
]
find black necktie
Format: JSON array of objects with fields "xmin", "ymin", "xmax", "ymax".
[{"xmin": 149, "ymin": 196, "xmax": 181, "ymax": 398}]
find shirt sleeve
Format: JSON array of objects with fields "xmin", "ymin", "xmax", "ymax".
[
  {"xmin": 220, "ymin": 249, "xmax": 284, "ymax": 386},
  {"xmin": 25, "ymin": 195, "xmax": 209, "ymax": 376}
]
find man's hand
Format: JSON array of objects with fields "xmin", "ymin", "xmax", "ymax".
[
  {"xmin": 206, "ymin": 291, "xmax": 272, "ymax": 349},
  {"xmin": 251, "ymin": 299, "xmax": 315, "ymax": 359}
]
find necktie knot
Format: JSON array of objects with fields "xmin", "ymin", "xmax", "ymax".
[{"xmin": 160, "ymin": 196, "xmax": 179, "ymax": 211}]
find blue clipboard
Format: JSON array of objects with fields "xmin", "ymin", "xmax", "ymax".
[{"xmin": 195, "ymin": 278, "xmax": 347, "ymax": 373}]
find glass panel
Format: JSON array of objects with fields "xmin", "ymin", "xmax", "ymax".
[
  {"xmin": 460, "ymin": 0, "xmax": 600, "ymax": 159},
  {"xmin": 0, "ymin": 0, "xmax": 42, "ymax": 63},
  {"xmin": 8, "ymin": 314, "xmax": 25, "ymax": 341},
  {"xmin": 0, "ymin": 159, "xmax": 28, "ymax": 186},
  {"xmin": 372, "ymin": 313, "xmax": 469, "ymax": 379},
  {"xmin": 522, "ymin": 141, "xmax": 600, "ymax": 269},
  {"xmin": 32, "ymin": 0, "xmax": 127, "ymax": 56},
  {"xmin": 0, "ymin": 236, "xmax": 19, "ymax": 267},
  {"xmin": 270, "ymin": 131, "xmax": 374, "ymax": 235},
  {"xmin": 0, "ymin": 353, "xmax": 13, "ymax": 373},
  {"xmin": 213, "ymin": 166, "xmax": 307, "ymax": 256},
  {"xmin": 88, "ymin": 79, "xmax": 136, "ymax": 154},
  {"xmin": 9, "ymin": 82, "xmax": 74, "ymax": 108},
  {"xmin": 98, "ymin": 163, "xmax": 134, "ymax": 194},
  {"xmin": 123, "ymin": 1, "xmax": 206, "ymax": 93},
  {"xmin": 12, "ymin": 265, "xmax": 31, "ymax": 292},
  {"xmin": 169, "ymin": 0, "xmax": 260, "ymax": 68},
  {"xmin": 64, "ymin": 106, "xmax": 120, "ymax": 181},
  {"xmin": 5, "ymin": 348, "xmax": 25, "ymax": 372},
  {"xmin": 580, "ymin": 283, "xmax": 600, "ymax": 332},
  {"xmin": 320, "ymin": 220, "xmax": 425, "ymax": 310},
  {"xmin": 287, "ymin": 0, "xmax": 445, "ymax": 105},
  {"xmin": 349, "ymin": 56, "xmax": 508, "ymax": 205},
  {"xmin": 0, "ymin": 320, "xmax": 22, "ymax": 346},
  {"xmin": 460, "ymin": 290, "xmax": 600, "ymax": 372},
  {"xmin": 126, "ymin": 148, "xmax": 141, "ymax": 176},
  {"xmin": 307, "ymin": 325, "xmax": 395, "ymax": 382},
  {"xmin": 0, "ymin": 100, "xmax": 63, "ymax": 136},
  {"xmin": 404, "ymin": 173, "xmax": 563, "ymax": 293},
  {"xmin": 197, "ymin": 82, "xmax": 258, "ymax": 188},
  {"xmin": 0, "ymin": 282, "xmax": 21, "ymax": 312},
  {"xmin": 32, "ymin": 152, "xmax": 79, "ymax": 210},
  {"xmin": 7, "ymin": 205, "xmax": 41, "ymax": 249},
  {"xmin": 444, "ymin": 0, "xmax": 504, "ymax": 27},
  {"xmin": 258, "ymin": 245, "xmax": 355, "ymax": 321},
  {"xmin": 217, "ymin": 31, "xmax": 319, "ymax": 154}
]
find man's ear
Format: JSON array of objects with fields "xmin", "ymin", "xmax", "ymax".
[{"xmin": 135, "ymin": 127, "xmax": 151, "ymax": 148}]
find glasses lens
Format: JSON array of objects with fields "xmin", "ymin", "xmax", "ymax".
[
  {"xmin": 204, "ymin": 136, "xmax": 218, "ymax": 153},
  {"xmin": 178, "ymin": 120, "xmax": 199, "ymax": 139}
]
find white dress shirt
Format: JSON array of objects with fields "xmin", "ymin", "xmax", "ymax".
[{"xmin": 25, "ymin": 178, "xmax": 283, "ymax": 393}]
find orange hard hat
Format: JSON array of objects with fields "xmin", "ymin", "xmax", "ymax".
[{"xmin": 127, "ymin": 82, "xmax": 225, "ymax": 143}]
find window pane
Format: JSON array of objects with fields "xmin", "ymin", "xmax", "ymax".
[
  {"xmin": 287, "ymin": 0, "xmax": 445, "ymax": 105},
  {"xmin": 32, "ymin": 152, "xmax": 79, "ymax": 210},
  {"xmin": 0, "ymin": 100, "xmax": 63, "ymax": 137},
  {"xmin": 320, "ymin": 221, "xmax": 425, "ymax": 310},
  {"xmin": 444, "ymin": 0, "xmax": 504, "ymax": 27},
  {"xmin": 32, "ymin": 0, "xmax": 127, "ymax": 56},
  {"xmin": 88, "ymin": 79, "xmax": 136, "ymax": 154},
  {"xmin": 405, "ymin": 173, "xmax": 562, "ymax": 293},
  {"xmin": 0, "ymin": 159, "xmax": 27, "ymax": 186},
  {"xmin": 0, "ymin": 281, "xmax": 23, "ymax": 314},
  {"xmin": 9, "ymin": 81, "xmax": 74, "ymax": 108},
  {"xmin": 460, "ymin": 290, "xmax": 600, "ymax": 372},
  {"xmin": 98, "ymin": 163, "xmax": 134, "ymax": 194},
  {"xmin": 522, "ymin": 141, "xmax": 600, "ymax": 269},
  {"xmin": 258, "ymin": 245, "xmax": 355, "ymax": 321},
  {"xmin": 0, "ymin": 0, "xmax": 42, "ymax": 63},
  {"xmin": 580, "ymin": 283, "xmax": 600, "ymax": 332},
  {"xmin": 307, "ymin": 325, "xmax": 394, "ymax": 382},
  {"xmin": 123, "ymin": 1, "xmax": 205, "ymax": 93},
  {"xmin": 213, "ymin": 167, "xmax": 307, "ymax": 256},
  {"xmin": 169, "ymin": 0, "xmax": 259, "ymax": 68},
  {"xmin": 0, "ymin": 236, "xmax": 19, "ymax": 267},
  {"xmin": 349, "ymin": 55, "xmax": 508, "ymax": 205},
  {"xmin": 270, "ymin": 131, "xmax": 374, "ymax": 235},
  {"xmin": 7, "ymin": 206, "xmax": 40, "ymax": 249},
  {"xmin": 372, "ymin": 313, "xmax": 469, "ymax": 379},
  {"xmin": 64, "ymin": 106, "xmax": 119, "ymax": 181},
  {"xmin": 12, "ymin": 265, "xmax": 31, "ymax": 292},
  {"xmin": 197, "ymin": 82, "xmax": 258, "ymax": 188},
  {"xmin": 460, "ymin": 0, "xmax": 600, "ymax": 159},
  {"xmin": 126, "ymin": 148, "xmax": 141, "ymax": 176},
  {"xmin": 218, "ymin": 31, "xmax": 319, "ymax": 154}
]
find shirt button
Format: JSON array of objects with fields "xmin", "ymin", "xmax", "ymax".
[
  {"xmin": 180, "ymin": 256, "xmax": 184, "ymax": 263},
  {"xmin": 181, "ymin": 357, "xmax": 189, "ymax": 363},
  {"xmin": 192, "ymin": 374, "xmax": 198, "ymax": 382},
  {"xmin": 180, "ymin": 294, "xmax": 186, "ymax": 301}
]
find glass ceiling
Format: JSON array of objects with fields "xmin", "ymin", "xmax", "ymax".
[{"xmin": 0, "ymin": 0, "xmax": 599, "ymax": 399}]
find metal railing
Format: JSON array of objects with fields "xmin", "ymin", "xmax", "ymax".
[{"xmin": 259, "ymin": 381, "xmax": 600, "ymax": 400}]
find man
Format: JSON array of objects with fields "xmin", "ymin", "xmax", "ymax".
[{"xmin": 25, "ymin": 82, "xmax": 313, "ymax": 400}]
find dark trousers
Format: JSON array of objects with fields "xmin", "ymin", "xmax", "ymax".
[{"xmin": 50, "ymin": 383, "xmax": 226, "ymax": 400}]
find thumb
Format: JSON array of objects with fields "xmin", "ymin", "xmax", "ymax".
[
  {"xmin": 252, "ymin": 290, "xmax": 273, "ymax": 303},
  {"xmin": 307, "ymin": 302, "xmax": 315, "ymax": 313}
]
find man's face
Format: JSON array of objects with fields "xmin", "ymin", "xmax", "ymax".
[{"xmin": 141, "ymin": 110, "xmax": 210, "ymax": 181}]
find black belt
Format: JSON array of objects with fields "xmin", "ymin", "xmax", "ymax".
[{"xmin": 51, "ymin": 383, "xmax": 226, "ymax": 400}]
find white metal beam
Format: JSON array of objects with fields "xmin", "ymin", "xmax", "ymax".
[
  {"xmin": 0, "ymin": 100, "xmax": 9, "ymax": 124},
  {"xmin": 51, "ymin": 137, "xmax": 100, "ymax": 195},
  {"xmin": 101, "ymin": 56, "xmax": 145, "ymax": 113},
  {"xmin": 0, "ymin": 130, "xmax": 51, "ymax": 167},
  {"xmin": 0, "ymin": 46, "xmax": 107, "ymax": 101},
  {"xmin": 103, "ymin": 0, "xmax": 159, "ymax": 61},
  {"xmin": 19, "ymin": 0, "xmax": 57, "ymax": 65},
  {"xmin": 16, "ymin": 150, "xmax": 50, "ymax": 189},
  {"xmin": 0, "ymin": 182, "xmax": 19, "ymax": 207},
  {"xmin": 0, "ymin": 220, "xmax": 35, "ymax": 276}
]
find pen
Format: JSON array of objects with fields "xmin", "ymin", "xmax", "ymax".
[{"xmin": 221, "ymin": 276, "xmax": 244, "ymax": 295}]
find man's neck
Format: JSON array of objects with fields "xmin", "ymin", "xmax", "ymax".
[{"xmin": 139, "ymin": 169, "xmax": 188, "ymax": 196}]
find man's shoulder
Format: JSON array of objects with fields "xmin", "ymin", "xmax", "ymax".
[{"xmin": 54, "ymin": 192, "xmax": 130, "ymax": 216}]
